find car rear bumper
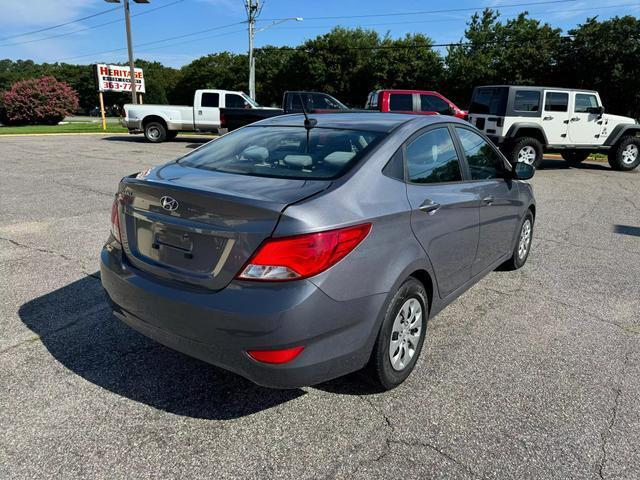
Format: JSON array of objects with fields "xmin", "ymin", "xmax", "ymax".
[{"xmin": 100, "ymin": 242, "xmax": 386, "ymax": 389}]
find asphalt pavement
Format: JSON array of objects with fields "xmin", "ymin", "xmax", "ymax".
[{"xmin": 1, "ymin": 134, "xmax": 639, "ymax": 479}]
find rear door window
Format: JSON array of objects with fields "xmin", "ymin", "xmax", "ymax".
[
  {"xmin": 201, "ymin": 92, "xmax": 219, "ymax": 108},
  {"xmin": 514, "ymin": 91, "xmax": 541, "ymax": 112},
  {"xmin": 366, "ymin": 91, "xmax": 378, "ymax": 109},
  {"xmin": 389, "ymin": 93, "xmax": 413, "ymax": 112},
  {"xmin": 406, "ymin": 127, "xmax": 462, "ymax": 184},
  {"xmin": 544, "ymin": 92, "xmax": 568, "ymax": 112}
]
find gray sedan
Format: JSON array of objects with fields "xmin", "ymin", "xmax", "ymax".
[{"xmin": 101, "ymin": 112, "xmax": 535, "ymax": 390}]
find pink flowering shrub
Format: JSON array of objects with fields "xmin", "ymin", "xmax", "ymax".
[{"xmin": 1, "ymin": 76, "xmax": 79, "ymax": 125}]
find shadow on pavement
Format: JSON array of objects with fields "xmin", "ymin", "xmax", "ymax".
[
  {"xmin": 613, "ymin": 224, "xmax": 640, "ymax": 238},
  {"xmin": 101, "ymin": 135, "xmax": 214, "ymax": 146},
  {"xmin": 540, "ymin": 158, "xmax": 611, "ymax": 171},
  {"xmin": 19, "ymin": 275, "xmax": 304, "ymax": 420}
]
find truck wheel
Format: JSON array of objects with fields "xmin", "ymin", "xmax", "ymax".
[
  {"xmin": 509, "ymin": 137, "xmax": 543, "ymax": 168},
  {"xmin": 608, "ymin": 136, "xmax": 640, "ymax": 171},
  {"xmin": 144, "ymin": 122, "xmax": 167, "ymax": 143},
  {"xmin": 561, "ymin": 150, "xmax": 590, "ymax": 165}
]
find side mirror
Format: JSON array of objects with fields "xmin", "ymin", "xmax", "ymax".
[
  {"xmin": 586, "ymin": 106, "xmax": 605, "ymax": 116},
  {"xmin": 513, "ymin": 161, "xmax": 535, "ymax": 180}
]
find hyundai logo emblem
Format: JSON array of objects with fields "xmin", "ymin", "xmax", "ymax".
[{"xmin": 160, "ymin": 196, "xmax": 179, "ymax": 211}]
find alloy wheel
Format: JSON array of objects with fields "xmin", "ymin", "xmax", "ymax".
[
  {"xmin": 389, "ymin": 298, "xmax": 423, "ymax": 371},
  {"xmin": 518, "ymin": 219, "xmax": 532, "ymax": 260},
  {"xmin": 518, "ymin": 146, "xmax": 537, "ymax": 165},
  {"xmin": 622, "ymin": 144, "xmax": 639, "ymax": 165}
]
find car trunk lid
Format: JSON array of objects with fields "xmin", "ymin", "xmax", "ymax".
[{"xmin": 117, "ymin": 162, "xmax": 330, "ymax": 290}]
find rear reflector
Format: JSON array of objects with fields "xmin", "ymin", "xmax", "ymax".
[
  {"xmin": 247, "ymin": 346, "xmax": 304, "ymax": 364},
  {"xmin": 237, "ymin": 223, "xmax": 371, "ymax": 281},
  {"xmin": 110, "ymin": 198, "xmax": 122, "ymax": 243}
]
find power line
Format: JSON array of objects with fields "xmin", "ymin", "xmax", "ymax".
[
  {"xmin": 0, "ymin": 0, "xmax": 186, "ymax": 48},
  {"xmin": 258, "ymin": 0, "xmax": 577, "ymax": 22},
  {"xmin": 0, "ymin": 6, "xmax": 121, "ymax": 42},
  {"xmin": 269, "ymin": 3, "xmax": 639, "ymax": 31},
  {"xmin": 55, "ymin": 21, "xmax": 245, "ymax": 62}
]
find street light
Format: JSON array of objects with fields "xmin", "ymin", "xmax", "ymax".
[
  {"xmin": 105, "ymin": 0, "xmax": 149, "ymax": 104},
  {"xmin": 245, "ymin": 0, "xmax": 302, "ymax": 101}
]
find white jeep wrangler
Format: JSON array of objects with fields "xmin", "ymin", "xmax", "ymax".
[{"xmin": 467, "ymin": 85, "xmax": 640, "ymax": 171}]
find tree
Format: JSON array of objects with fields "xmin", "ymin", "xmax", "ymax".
[{"xmin": 1, "ymin": 76, "xmax": 79, "ymax": 125}]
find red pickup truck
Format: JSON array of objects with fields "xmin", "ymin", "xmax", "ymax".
[{"xmin": 364, "ymin": 89, "xmax": 467, "ymax": 119}]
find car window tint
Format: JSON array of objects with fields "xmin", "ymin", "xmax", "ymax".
[
  {"xmin": 226, "ymin": 94, "xmax": 247, "ymax": 108},
  {"xmin": 179, "ymin": 126, "xmax": 385, "ymax": 180},
  {"xmin": 544, "ymin": 92, "xmax": 568, "ymax": 112},
  {"xmin": 514, "ymin": 90, "xmax": 540, "ymax": 112},
  {"xmin": 574, "ymin": 93, "xmax": 598, "ymax": 113},
  {"xmin": 406, "ymin": 128, "xmax": 462, "ymax": 184},
  {"xmin": 201, "ymin": 92, "xmax": 219, "ymax": 108},
  {"xmin": 456, "ymin": 127, "xmax": 507, "ymax": 180},
  {"xmin": 420, "ymin": 94, "xmax": 450, "ymax": 114},
  {"xmin": 389, "ymin": 94, "xmax": 413, "ymax": 111}
]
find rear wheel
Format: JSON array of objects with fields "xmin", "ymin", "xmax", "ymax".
[
  {"xmin": 367, "ymin": 277, "xmax": 427, "ymax": 390},
  {"xmin": 608, "ymin": 136, "xmax": 640, "ymax": 171},
  {"xmin": 509, "ymin": 137, "xmax": 543, "ymax": 168},
  {"xmin": 144, "ymin": 121, "xmax": 167, "ymax": 143},
  {"xmin": 561, "ymin": 150, "xmax": 590, "ymax": 165}
]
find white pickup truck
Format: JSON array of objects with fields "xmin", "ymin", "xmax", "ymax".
[{"xmin": 121, "ymin": 89, "xmax": 279, "ymax": 142}]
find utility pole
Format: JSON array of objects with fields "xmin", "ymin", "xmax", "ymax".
[
  {"xmin": 105, "ymin": 0, "xmax": 149, "ymax": 104},
  {"xmin": 245, "ymin": 0, "xmax": 260, "ymax": 101}
]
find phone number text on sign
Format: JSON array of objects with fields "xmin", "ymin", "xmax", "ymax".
[{"xmin": 96, "ymin": 64, "xmax": 145, "ymax": 93}]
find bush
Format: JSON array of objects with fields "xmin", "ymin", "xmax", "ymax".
[{"xmin": 1, "ymin": 76, "xmax": 79, "ymax": 125}]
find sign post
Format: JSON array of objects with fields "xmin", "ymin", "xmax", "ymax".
[
  {"xmin": 98, "ymin": 91, "xmax": 107, "ymax": 131},
  {"xmin": 95, "ymin": 64, "xmax": 145, "ymax": 131}
]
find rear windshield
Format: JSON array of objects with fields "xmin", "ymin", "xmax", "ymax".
[
  {"xmin": 469, "ymin": 87, "xmax": 508, "ymax": 115},
  {"xmin": 179, "ymin": 126, "xmax": 385, "ymax": 180}
]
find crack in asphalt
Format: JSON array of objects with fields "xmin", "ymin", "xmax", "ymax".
[
  {"xmin": 596, "ymin": 347, "xmax": 630, "ymax": 480},
  {"xmin": 0, "ymin": 236, "xmax": 100, "ymax": 280},
  {"xmin": 50, "ymin": 179, "xmax": 113, "ymax": 198}
]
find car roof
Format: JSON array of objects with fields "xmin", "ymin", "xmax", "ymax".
[
  {"xmin": 373, "ymin": 89, "xmax": 438, "ymax": 95},
  {"xmin": 253, "ymin": 112, "xmax": 458, "ymax": 132},
  {"xmin": 476, "ymin": 85, "xmax": 598, "ymax": 94}
]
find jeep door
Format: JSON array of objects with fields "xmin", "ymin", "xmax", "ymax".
[
  {"xmin": 453, "ymin": 126, "xmax": 521, "ymax": 275},
  {"xmin": 403, "ymin": 125, "xmax": 480, "ymax": 298},
  {"xmin": 568, "ymin": 92, "xmax": 604, "ymax": 144},
  {"xmin": 541, "ymin": 91, "xmax": 570, "ymax": 144}
]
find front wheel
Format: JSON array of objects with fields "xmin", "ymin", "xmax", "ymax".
[
  {"xmin": 367, "ymin": 277, "xmax": 428, "ymax": 390},
  {"xmin": 561, "ymin": 150, "xmax": 590, "ymax": 165},
  {"xmin": 608, "ymin": 136, "xmax": 640, "ymax": 171},
  {"xmin": 508, "ymin": 137, "xmax": 544, "ymax": 168},
  {"xmin": 501, "ymin": 210, "xmax": 534, "ymax": 271}
]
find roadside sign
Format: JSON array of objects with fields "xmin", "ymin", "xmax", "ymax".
[{"xmin": 95, "ymin": 64, "xmax": 146, "ymax": 94}]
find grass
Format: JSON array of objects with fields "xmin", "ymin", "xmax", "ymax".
[{"xmin": 0, "ymin": 123, "xmax": 128, "ymax": 135}]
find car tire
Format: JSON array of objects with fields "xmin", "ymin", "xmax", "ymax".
[
  {"xmin": 166, "ymin": 131, "xmax": 178, "ymax": 141},
  {"xmin": 367, "ymin": 277, "xmax": 428, "ymax": 390},
  {"xmin": 509, "ymin": 137, "xmax": 544, "ymax": 168},
  {"xmin": 561, "ymin": 150, "xmax": 590, "ymax": 165},
  {"xmin": 501, "ymin": 210, "xmax": 534, "ymax": 271},
  {"xmin": 608, "ymin": 136, "xmax": 640, "ymax": 171},
  {"xmin": 144, "ymin": 122, "xmax": 167, "ymax": 143}
]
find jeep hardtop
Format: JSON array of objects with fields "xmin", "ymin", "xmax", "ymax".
[{"xmin": 468, "ymin": 85, "xmax": 640, "ymax": 171}]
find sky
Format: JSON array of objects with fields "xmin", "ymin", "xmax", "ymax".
[{"xmin": 0, "ymin": 0, "xmax": 638, "ymax": 67}]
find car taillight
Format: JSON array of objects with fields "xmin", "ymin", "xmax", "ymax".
[
  {"xmin": 247, "ymin": 346, "xmax": 304, "ymax": 364},
  {"xmin": 110, "ymin": 198, "xmax": 122, "ymax": 243},
  {"xmin": 237, "ymin": 223, "xmax": 372, "ymax": 281}
]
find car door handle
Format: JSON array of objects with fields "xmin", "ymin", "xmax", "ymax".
[
  {"xmin": 543, "ymin": 116, "xmax": 553, "ymax": 120},
  {"xmin": 570, "ymin": 117, "xmax": 580, "ymax": 122},
  {"xmin": 482, "ymin": 196, "xmax": 495, "ymax": 205},
  {"xmin": 419, "ymin": 199, "xmax": 441, "ymax": 214}
]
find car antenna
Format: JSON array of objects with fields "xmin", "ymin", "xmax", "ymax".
[{"xmin": 298, "ymin": 93, "xmax": 317, "ymax": 154}]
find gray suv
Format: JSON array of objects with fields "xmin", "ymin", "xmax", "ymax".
[{"xmin": 101, "ymin": 113, "xmax": 536, "ymax": 390}]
